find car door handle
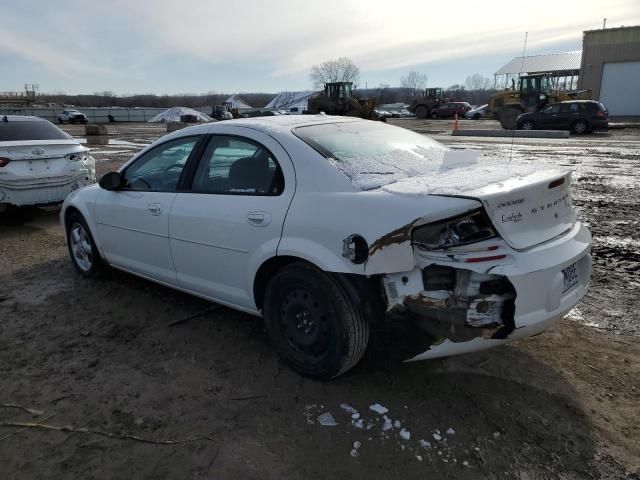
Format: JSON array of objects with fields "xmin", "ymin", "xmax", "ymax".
[
  {"xmin": 247, "ymin": 212, "xmax": 271, "ymax": 227},
  {"xmin": 147, "ymin": 203, "xmax": 162, "ymax": 215}
]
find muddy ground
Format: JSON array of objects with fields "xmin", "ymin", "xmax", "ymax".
[{"xmin": 0, "ymin": 120, "xmax": 638, "ymax": 479}]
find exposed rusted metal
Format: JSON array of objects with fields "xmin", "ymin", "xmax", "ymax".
[{"xmin": 368, "ymin": 217, "xmax": 422, "ymax": 256}]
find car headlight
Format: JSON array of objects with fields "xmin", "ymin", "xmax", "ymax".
[{"xmin": 412, "ymin": 209, "xmax": 497, "ymax": 250}]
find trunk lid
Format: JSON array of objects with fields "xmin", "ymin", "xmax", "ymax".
[
  {"xmin": 0, "ymin": 140, "xmax": 89, "ymax": 179},
  {"xmin": 471, "ymin": 170, "xmax": 575, "ymax": 250},
  {"xmin": 381, "ymin": 156, "xmax": 576, "ymax": 250}
]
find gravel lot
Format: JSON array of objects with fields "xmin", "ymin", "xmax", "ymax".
[{"xmin": 1, "ymin": 120, "xmax": 638, "ymax": 479}]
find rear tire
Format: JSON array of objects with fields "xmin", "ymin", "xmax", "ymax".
[
  {"xmin": 0, "ymin": 206, "xmax": 35, "ymax": 226},
  {"xmin": 66, "ymin": 212, "xmax": 103, "ymax": 277},
  {"xmin": 431, "ymin": 112, "xmax": 438, "ymax": 119},
  {"xmin": 263, "ymin": 262, "xmax": 369, "ymax": 380},
  {"xmin": 572, "ymin": 120, "xmax": 588, "ymax": 134}
]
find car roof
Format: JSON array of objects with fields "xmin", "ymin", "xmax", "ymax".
[
  {"xmin": 156, "ymin": 114, "xmax": 367, "ymax": 145},
  {"xmin": 0, "ymin": 115, "xmax": 49, "ymax": 122},
  {"xmin": 210, "ymin": 114, "xmax": 362, "ymax": 134}
]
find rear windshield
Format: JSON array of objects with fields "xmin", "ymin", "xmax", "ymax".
[
  {"xmin": 294, "ymin": 121, "xmax": 447, "ymax": 190},
  {"xmin": 0, "ymin": 120, "xmax": 72, "ymax": 141}
]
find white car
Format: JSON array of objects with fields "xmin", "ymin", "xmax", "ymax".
[
  {"xmin": 57, "ymin": 109, "xmax": 88, "ymax": 124},
  {"xmin": 0, "ymin": 115, "xmax": 96, "ymax": 214},
  {"xmin": 465, "ymin": 104, "xmax": 488, "ymax": 120},
  {"xmin": 61, "ymin": 115, "xmax": 591, "ymax": 379}
]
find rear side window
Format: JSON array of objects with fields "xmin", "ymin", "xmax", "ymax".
[
  {"xmin": 191, "ymin": 136, "xmax": 284, "ymax": 196},
  {"xmin": 0, "ymin": 120, "xmax": 71, "ymax": 141}
]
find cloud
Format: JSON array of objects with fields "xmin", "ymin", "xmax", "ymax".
[{"xmin": 1, "ymin": 0, "xmax": 638, "ymax": 91}]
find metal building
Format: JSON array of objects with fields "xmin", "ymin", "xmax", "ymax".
[
  {"xmin": 493, "ymin": 51, "xmax": 582, "ymax": 91},
  {"xmin": 579, "ymin": 26, "xmax": 640, "ymax": 117}
]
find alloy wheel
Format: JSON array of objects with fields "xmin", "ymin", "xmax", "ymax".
[{"xmin": 70, "ymin": 222, "xmax": 93, "ymax": 272}]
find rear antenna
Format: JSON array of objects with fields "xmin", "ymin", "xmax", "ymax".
[{"xmin": 510, "ymin": 31, "xmax": 528, "ymax": 163}]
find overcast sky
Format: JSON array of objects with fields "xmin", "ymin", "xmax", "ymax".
[{"xmin": 1, "ymin": 0, "xmax": 638, "ymax": 95}]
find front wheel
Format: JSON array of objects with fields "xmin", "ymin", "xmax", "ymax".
[
  {"xmin": 572, "ymin": 120, "xmax": 588, "ymax": 134},
  {"xmin": 415, "ymin": 105, "xmax": 428, "ymax": 119},
  {"xmin": 263, "ymin": 262, "xmax": 369, "ymax": 379},
  {"xmin": 498, "ymin": 107, "xmax": 521, "ymax": 130},
  {"xmin": 431, "ymin": 112, "xmax": 438, "ymax": 119},
  {"xmin": 66, "ymin": 212, "xmax": 103, "ymax": 277},
  {"xmin": 57, "ymin": 117, "xmax": 64, "ymax": 124},
  {"xmin": 520, "ymin": 120, "xmax": 535, "ymax": 130}
]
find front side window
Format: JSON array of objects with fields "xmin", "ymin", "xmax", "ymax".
[
  {"xmin": 545, "ymin": 104, "xmax": 561, "ymax": 114},
  {"xmin": 122, "ymin": 136, "xmax": 198, "ymax": 191},
  {"xmin": 191, "ymin": 136, "xmax": 283, "ymax": 195}
]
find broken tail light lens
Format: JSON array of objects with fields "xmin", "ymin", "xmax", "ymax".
[
  {"xmin": 412, "ymin": 209, "xmax": 497, "ymax": 250},
  {"xmin": 0, "ymin": 157, "xmax": 10, "ymax": 167}
]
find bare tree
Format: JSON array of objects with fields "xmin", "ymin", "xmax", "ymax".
[
  {"xmin": 310, "ymin": 57, "xmax": 360, "ymax": 89},
  {"xmin": 465, "ymin": 73, "xmax": 492, "ymax": 92},
  {"xmin": 400, "ymin": 71, "xmax": 428, "ymax": 97}
]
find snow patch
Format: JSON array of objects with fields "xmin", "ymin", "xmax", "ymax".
[
  {"xmin": 148, "ymin": 107, "xmax": 212, "ymax": 123},
  {"xmin": 317, "ymin": 412, "xmax": 338, "ymax": 426},
  {"xmin": 369, "ymin": 403, "xmax": 388, "ymax": 415},
  {"xmin": 340, "ymin": 403, "xmax": 358, "ymax": 415}
]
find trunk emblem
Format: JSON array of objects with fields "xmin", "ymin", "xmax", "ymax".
[{"xmin": 31, "ymin": 147, "xmax": 45, "ymax": 155}]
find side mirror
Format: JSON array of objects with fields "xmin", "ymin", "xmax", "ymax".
[{"xmin": 99, "ymin": 171, "xmax": 123, "ymax": 190}]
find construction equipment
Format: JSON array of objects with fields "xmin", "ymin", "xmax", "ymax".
[
  {"xmin": 0, "ymin": 84, "xmax": 38, "ymax": 106},
  {"xmin": 307, "ymin": 82, "xmax": 379, "ymax": 119},
  {"xmin": 409, "ymin": 88, "xmax": 445, "ymax": 119},
  {"xmin": 210, "ymin": 104, "xmax": 237, "ymax": 120},
  {"xmin": 488, "ymin": 73, "xmax": 591, "ymax": 129}
]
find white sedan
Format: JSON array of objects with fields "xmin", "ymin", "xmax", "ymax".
[
  {"xmin": 57, "ymin": 109, "xmax": 88, "ymax": 124},
  {"xmin": 1, "ymin": 115, "xmax": 95, "ymax": 216},
  {"xmin": 61, "ymin": 115, "xmax": 592, "ymax": 379}
]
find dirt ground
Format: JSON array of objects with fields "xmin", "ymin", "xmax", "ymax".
[{"xmin": 0, "ymin": 120, "xmax": 638, "ymax": 480}]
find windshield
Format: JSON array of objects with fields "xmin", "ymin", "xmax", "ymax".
[
  {"xmin": 294, "ymin": 121, "xmax": 448, "ymax": 190},
  {"xmin": 0, "ymin": 120, "xmax": 72, "ymax": 141}
]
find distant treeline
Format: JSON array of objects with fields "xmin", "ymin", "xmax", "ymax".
[
  {"xmin": 36, "ymin": 85, "xmax": 499, "ymax": 109},
  {"xmin": 36, "ymin": 92, "xmax": 277, "ymax": 109}
]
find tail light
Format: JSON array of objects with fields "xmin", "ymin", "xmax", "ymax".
[
  {"xmin": 412, "ymin": 209, "xmax": 498, "ymax": 250},
  {"xmin": 596, "ymin": 110, "xmax": 606, "ymax": 118},
  {"xmin": 0, "ymin": 157, "xmax": 10, "ymax": 167}
]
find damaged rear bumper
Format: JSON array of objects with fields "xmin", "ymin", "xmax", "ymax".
[
  {"xmin": 0, "ymin": 172, "xmax": 95, "ymax": 208},
  {"xmin": 381, "ymin": 222, "xmax": 592, "ymax": 361}
]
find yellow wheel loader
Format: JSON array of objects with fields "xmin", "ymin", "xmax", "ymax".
[{"xmin": 488, "ymin": 73, "xmax": 591, "ymax": 129}]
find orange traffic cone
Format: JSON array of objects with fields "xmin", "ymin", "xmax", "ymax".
[{"xmin": 453, "ymin": 112, "xmax": 459, "ymax": 130}]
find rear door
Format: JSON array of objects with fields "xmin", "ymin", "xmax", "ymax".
[
  {"xmin": 169, "ymin": 127, "xmax": 295, "ymax": 310},
  {"xmin": 557, "ymin": 103, "xmax": 578, "ymax": 130},
  {"xmin": 94, "ymin": 135, "xmax": 203, "ymax": 285}
]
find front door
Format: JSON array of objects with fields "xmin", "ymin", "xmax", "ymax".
[
  {"xmin": 94, "ymin": 135, "xmax": 201, "ymax": 285},
  {"xmin": 169, "ymin": 128, "xmax": 295, "ymax": 310},
  {"xmin": 538, "ymin": 104, "xmax": 561, "ymax": 129}
]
